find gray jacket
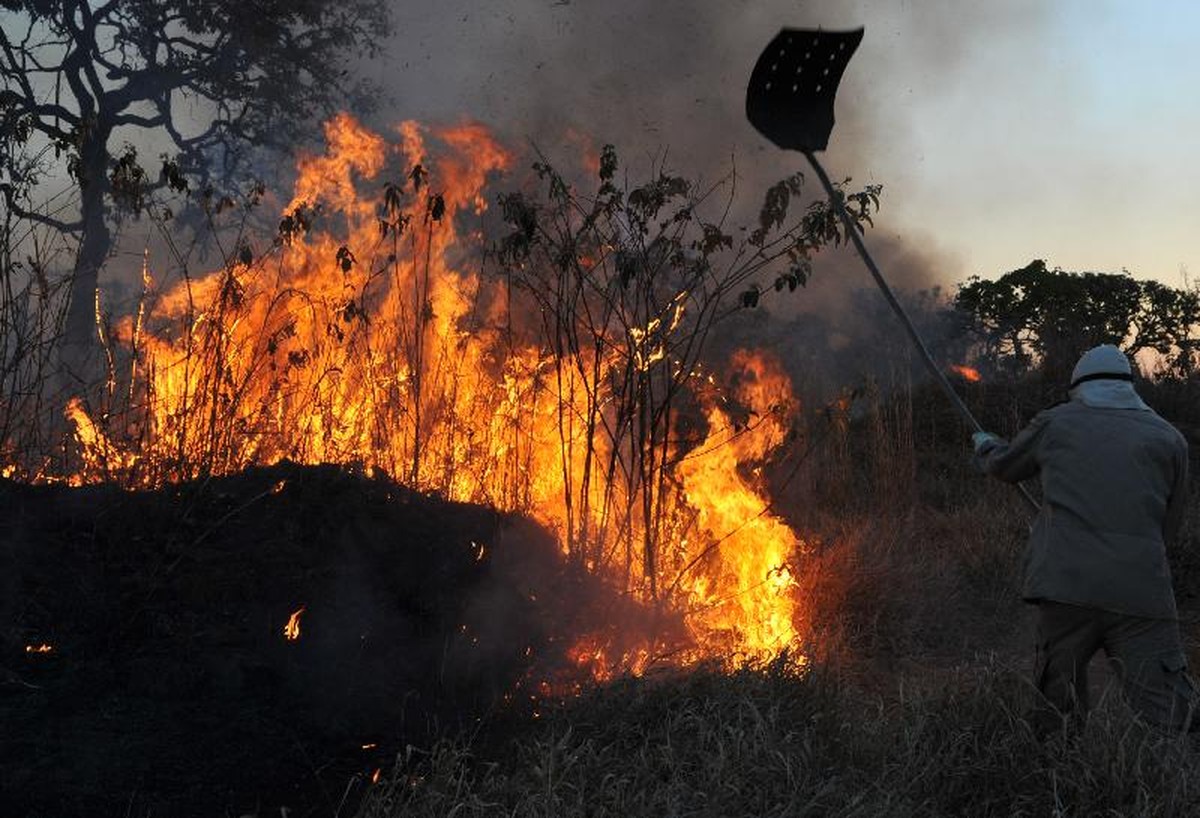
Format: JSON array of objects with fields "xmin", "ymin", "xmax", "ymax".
[{"xmin": 977, "ymin": 395, "xmax": 1188, "ymax": 619}]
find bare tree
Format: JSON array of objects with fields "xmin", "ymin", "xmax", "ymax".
[{"xmin": 0, "ymin": 0, "xmax": 391, "ymax": 375}]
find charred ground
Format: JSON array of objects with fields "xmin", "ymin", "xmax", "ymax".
[{"xmin": 0, "ymin": 463, "xmax": 666, "ymax": 817}]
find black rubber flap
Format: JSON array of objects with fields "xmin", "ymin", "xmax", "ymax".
[{"xmin": 746, "ymin": 27, "xmax": 864, "ymax": 152}]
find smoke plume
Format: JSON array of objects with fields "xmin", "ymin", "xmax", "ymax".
[{"xmin": 359, "ymin": 0, "xmax": 1051, "ymax": 392}]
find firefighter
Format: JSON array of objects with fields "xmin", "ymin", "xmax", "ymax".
[{"xmin": 973, "ymin": 344, "xmax": 1195, "ymax": 734}]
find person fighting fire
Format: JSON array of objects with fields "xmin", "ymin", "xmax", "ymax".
[{"xmin": 973, "ymin": 344, "xmax": 1196, "ymax": 735}]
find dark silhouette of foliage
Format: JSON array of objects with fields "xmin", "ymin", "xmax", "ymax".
[
  {"xmin": 955, "ymin": 259, "xmax": 1200, "ymax": 380},
  {"xmin": 0, "ymin": 0, "xmax": 391, "ymax": 357}
]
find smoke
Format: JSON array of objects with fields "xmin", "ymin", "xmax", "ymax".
[
  {"xmin": 358, "ymin": 0, "xmax": 1051, "ymax": 394},
  {"xmin": 67, "ymin": 0, "xmax": 1059, "ymax": 438},
  {"xmin": 365, "ymin": 0, "xmax": 1049, "ymax": 213},
  {"xmin": 97, "ymin": 2, "xmax": 1052, "ymax": 324}
]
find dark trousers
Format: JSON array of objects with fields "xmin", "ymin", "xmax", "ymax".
[{"xmin": 1034, "ymin": 601, "xmax": 1196, "ymax": 734}]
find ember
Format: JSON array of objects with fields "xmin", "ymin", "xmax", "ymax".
[
  {"xmin": 25, "ymin": 643, "xmax": 54, "ymax": 654},
  {"xmin": 951, "ymin": 364, "xmax": 982, "ymax": 383},
  {"xmin": 283, "ymin": 607, "xmax": 305, "ymax": 641}
]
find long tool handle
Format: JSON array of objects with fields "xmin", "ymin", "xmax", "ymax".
[{"xmin": 803, "ymin": 151, "xmax": 1040, "ymax": 513}]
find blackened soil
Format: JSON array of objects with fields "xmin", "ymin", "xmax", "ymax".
[{"xmin": 0, "ymin": 463, "xmax": 633, "ymax": 817}]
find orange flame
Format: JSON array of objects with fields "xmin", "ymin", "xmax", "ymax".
[
  {"xmin": 950, "ymin": 364, "xmax": 982, "ymax": 382},
  {"xmin": 284, "ymin": 607, "xmax": 305, "ymax": 641},
  {"xmin": 25, "ymin": 643, "xmax": 53, "ymax": 654},
  {"xmin": 64, "ymin": 397, "xmax": 136, "ymax": 485},
  {"xmin": 43, "ymin": 114, "xmax": 815, "ymax": 677},
  {"xmin": 676, "ymin": 350, "xmax": 803, "ymax": 660}
]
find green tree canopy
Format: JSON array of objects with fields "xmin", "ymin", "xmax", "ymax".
[{"xmin": 955, "ymin": 259, "xmax": 1200, "ymax": 381}]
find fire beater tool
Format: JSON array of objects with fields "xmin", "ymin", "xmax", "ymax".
[{"xmin": 746, "ymin": 27, "xmax": 1039, "ymax": 512}]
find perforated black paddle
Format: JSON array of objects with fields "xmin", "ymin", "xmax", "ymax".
[
  {"xmin": 746, "ymin": 27, "xmax": 863, "ymax": 153},
  {"xmin": 745, "ymin": 27, "xmax": 1039, "ymax": 512}
]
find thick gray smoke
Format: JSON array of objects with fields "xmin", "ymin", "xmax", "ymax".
[
  {"xmin": 367, "ymin": 1, "xmax": 1039, "ymax": 170},
  {"xmin": 359, "ymin": 0, "xmax": 1050, "ymax": 392}
]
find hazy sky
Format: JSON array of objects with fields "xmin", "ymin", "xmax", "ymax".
[{"xmin": 365, "ymin": 0, "xmax": 1199, "ymax": 291}]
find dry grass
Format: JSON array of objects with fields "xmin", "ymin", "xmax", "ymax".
[
  {"xmin": 355, "ymin": 376, "xmax": 1200, "ymax": 818},
  {"xmin": 358, "ymin": 655, "xmax": 1200, "ymax": 818}
]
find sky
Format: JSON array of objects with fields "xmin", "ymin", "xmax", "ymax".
[{"xmin": 362, "ymin": 0, "xmax": 1200, "ymax": 293}]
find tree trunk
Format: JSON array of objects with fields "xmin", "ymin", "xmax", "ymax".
[{"xmin": 59, "ymin": 130, "xmax": 112, "ymax": 387}]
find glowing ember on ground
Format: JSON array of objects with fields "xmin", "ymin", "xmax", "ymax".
[
  {"xmin": 283, "ymin": 607, "xmax": 305, "ymax": 641},
  {"xmin": 950, "ymin": 364, "xmax": 982, "ymax": 382},
  {"xmin": 25, "ymin": 644, "xmax": 53, "ymax": 654}
]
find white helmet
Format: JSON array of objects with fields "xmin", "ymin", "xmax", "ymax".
[{"xmin": 1070, "ymin": 344, "xmax": 1132, "ymax": 390}]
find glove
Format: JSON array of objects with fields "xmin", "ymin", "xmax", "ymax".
[{"xmin": 972, "ymin": 431, "xmax": 1001, "ymax": 455}]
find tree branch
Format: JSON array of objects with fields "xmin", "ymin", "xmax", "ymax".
[
  {"xmin": 0, "ymin": 183, "xmax": 82, "ymax": 233},
  {"xmin": 0, "ymin": 27, "xmax": 40, "ymax": 104},
  {"xmin": 72, "ymin": 2, "xmax": 113, "ymax": 112},
  {"xmin": 111, "ymin": 111, "xmax": 167, "ymax": 129}
]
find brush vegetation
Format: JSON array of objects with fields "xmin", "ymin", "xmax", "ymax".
[
  {"xmin": 360, "ymin": 658, "xmax": 1200, "ymax": 818},
  {"xmin": 3, "ymin": 110, "xmax": 1199, "ymax": 815},
  {"xmin": 358, "ymin": 374, "xmax": 1200, "ymax": 818}
]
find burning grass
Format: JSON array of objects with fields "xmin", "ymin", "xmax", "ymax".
[
  {"xmin": 6, "ymin": 355, "xmax": 1200, "ymax": 816},
  {"xmin": 356, "ymin": 373, "xmax": 1200, "ymax": 818},
  {"xmin": 5, "ymin": 107, "xmax": 1200, "ymax": 815},
  {"xmin": 1, "ymin": 113, "xmax": 885, "ymax": 674},
  {"xmin": 6, "ymin": 417, "xmax": 1198, "ymax": 815}
]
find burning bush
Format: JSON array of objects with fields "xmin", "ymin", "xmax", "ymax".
[{"xmin": 3, "ymin": 113, "xmax": 881, "ymax": 670}]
